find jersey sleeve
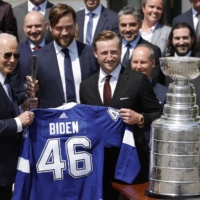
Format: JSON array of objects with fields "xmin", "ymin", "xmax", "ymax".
[
  {"xmin": 13, "ymin": 128, "xmax": 32, "ymax": 200},
  {"xmin": 114, "ymin": 125, "xmax": 140, "ymax": 184}
]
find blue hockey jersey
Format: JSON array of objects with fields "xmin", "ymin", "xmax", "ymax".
[{"xmin": 13, "ymin": 103, "xmax": 140, "ymax": 200}]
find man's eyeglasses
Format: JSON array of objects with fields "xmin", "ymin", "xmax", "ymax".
[{"xmin": 0, "ymin": 52, "xmax": 20, "ymax": 60}]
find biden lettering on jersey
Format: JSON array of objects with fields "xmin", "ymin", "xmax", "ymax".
[{"xmin": 42, "ymin": 118, "xmax": 86, "ymax": 137}]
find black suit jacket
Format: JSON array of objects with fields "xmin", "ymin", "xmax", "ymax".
[
  {"xmin": 80, "ymin": 67, "xmax": 162, "ymax": 183},
  {"xmin": 0, "ymin": 0, "xmax": 17, "ymax": 36},
  {"xmin": 26, "ymin": 40, "xmax": 99, "ymax": 108},
  {"xmin": 0, "ymin": 81, "xmax": 19, "ymax": 186},
  {"xmin": 76, "ymin": 5, "xmax": 119, "ymax": 43},
  {"xmin": 126, "ymin": 37, "xmax": 163, "ymax": 85}
]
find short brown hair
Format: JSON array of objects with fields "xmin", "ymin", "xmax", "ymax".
[
  {"xmin": 93, "ymin": 30, "xmax": 122, "ymax": 51},
  {"xmin": 49, "ymin": 3, "xmax": 76, "ymax": 28}
]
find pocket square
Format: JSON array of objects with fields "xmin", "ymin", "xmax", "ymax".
[{"xmin": 120, "ymin": 97, "xmax": 130, "ymax": 100}]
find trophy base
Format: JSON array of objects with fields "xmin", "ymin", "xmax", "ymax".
[{"xmin": 146, "ymin": 190, "xmax": 200, "ymax": 199}]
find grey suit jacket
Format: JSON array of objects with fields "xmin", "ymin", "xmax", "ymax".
[
  {"xmin": 151, "ymin": 23, "xmax": 171, "ymax": 57},
  {"xmin": 13, "ymin": 1, "xmax": 53, "ymax": 43}
]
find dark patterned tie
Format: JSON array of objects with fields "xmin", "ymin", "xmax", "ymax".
[
  {"xmin": 86, "ymin": 13, "xmax": 95, "ymax": 46},
  {"xmin": 33, "ymin": 46, "xmax": 41, "ymax": 51},
  {"xmin": 122, "ymin": 43, "xmax": 131, "ymax": 68},
  {"xmin": 103, "ymin": 75, "xmax": 112, "ymax": 106},
  {"xmin": 32, "ymin": 6, "xmax": 41, "ymax": 11},
  {"xmin": 61, "ymin": 48, "xmax": 76, "ymax": 103},
  {"xmin": 196, "ymin": 13, "xmax": 200, "ymax": 41}
]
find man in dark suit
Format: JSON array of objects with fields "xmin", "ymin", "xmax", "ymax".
[
  {"xmin": 0, "ymin": 33, "xmax": 36, "ymax": 200},
  {"xmin": 13, "ymin": 0, "xmax": 53, "ymax": 43},
  {"xmin": 165, "ymin": 22, "xmax": 200, "ymax": 86},
  {"xmin": 131, "ymin": 44, "xmax": 167, "ymax": 145},
  {"xmin": 11, "ymin": 11, "xmax": 49, "ymax": 89},
  {"xmin": 76, "ymin": 0, "xmax": 119, "ymax": 45},
  {"xmin": 26, "ymin": 3, "xmax": 99, "ymax": 108},
  {"xmin": 118, "ymin": 6, "xmax": 163, "ymax": 84},
  {"xmin": 172, "ymin": 0, "xmax": 200, "ymax": 38},
  {"xmin": 80, "ymin": 30, "xmax": 162, "ymax": 200},
  {"xmin": 0, "ymin": 0, "xmax": 16, "ymax": 36}
]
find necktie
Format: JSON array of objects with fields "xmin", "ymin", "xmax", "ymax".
[
  {"xmin": 4, "ymin": 77, "xmax": 17, "ymax": 115},
  {"xmin": 196, "ymin": 13, "xmax": 200, "ymax": 41},
  {"xmin": 33, "ymin": 46, "xmax": 41, "ymax": 51},
  {"xmin": 32, "ymin": 6, "xmax": 41, "ymax": 11},
  {"xmin": 86, "ymin": 13, "xmax": 95, "ymax": 46},
  {"xmin": 122, "ymin": 43, "xmax": 131, "ymax": 68},
  {"xmin": 103, "ymin": 75, "xmax": 112, "ymax": 106},
  {"xmin": 61, "ymin": 48, "xmax": 76, "ymax": 103}
]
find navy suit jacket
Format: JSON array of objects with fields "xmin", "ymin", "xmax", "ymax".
[
  {"xmin": 26, "ymin": 40, "xmax": 99, "ymax": 108},
  {"xmin": 76, "ymin": 5, "xmax": 119, "ymax": 43},
  {"xmin": 172, "ymin": 9, "xmax": 194, "ymax": 29},
  {"xmin": 0, "ymin": 81, "xmax": 20, "ymax": 186}
]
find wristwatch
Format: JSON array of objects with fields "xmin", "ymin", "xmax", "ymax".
[{"xmin": 138, "ymin": 114, "xmax": 144, "ymax": 125}]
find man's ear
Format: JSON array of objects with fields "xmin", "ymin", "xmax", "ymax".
[
  {"xmin": 152, "ymin": 59, "xmax": 156, "ymax": 68},
  {"xmin": 94, "ymin": 50, "xmax": 98, "ymax": 58}
]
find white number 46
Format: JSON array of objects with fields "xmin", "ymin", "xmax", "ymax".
[{"xmin": 36, "ymin": 137, "xmax": 93, "ymax": 180}]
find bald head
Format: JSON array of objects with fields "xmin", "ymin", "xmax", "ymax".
[
  {"xmin": 24, "ymin": 11, "xmax": 48, "ymax": 46},
  {"xmin": 0, "ymin": 33, "xmax": 18, "ymax": 76}
]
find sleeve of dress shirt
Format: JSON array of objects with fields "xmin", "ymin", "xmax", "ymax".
[{"xmin": 14, "ymin": 117, "xmax": 23, "ymax": 133}]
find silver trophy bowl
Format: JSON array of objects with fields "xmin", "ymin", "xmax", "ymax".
[
  {"xmin": 160, "ymin": 57, "xmax": 200, "ymax": 81},
  {"xmin": 147, "ymin": 57, "xmax": 200, "ymax": 199}
]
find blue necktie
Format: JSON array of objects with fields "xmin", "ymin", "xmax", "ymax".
[
  {"xmin": 61, "ymin": 48, "xmax": 76, "ymax": 103},
  {"xmin": 32, "ymin": 6, "xmax": 41, "ymax": 11},
  {"xmin": 4, "ymin": 77, "xmax": 17, "ymax": 115},
  {"xmin": 122, "ymin": 43, "xmax": 131, "ymax": 68},
  {"xmin": 86, "ymin": 13, "xmax": 95, "ymax": 46}
]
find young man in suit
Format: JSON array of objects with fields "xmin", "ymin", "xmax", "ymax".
[
  {"xmin": 0, "ymin": 33, "xmax": 36, "ymax": 200},
  {"xmin": 79, "ymin": 30, "xmax": 162, "ymax": 200},
  {"xmin": 118, "ymin": 6, "xmax": 163, "ymax": 84},
  {"xmin": 13, "ymin": 0, "xmax": 54, "ymax": 43},
  {"xmin": 11, "ymin": 11, "xmax": 49, "ymax": 90},
  {"xmin": 172, "ymin": 0, "xmax": 200, "ymax": 40},
  {"xmin": 26, "ymin": 3, "xmax": 99, "ymax": 108},
  {"xmin": 0, "ymin": 0, "xmax": 17, "ymax": 36},
  {"xmin": 131, "ymin": 44, "xmax": 167, "ymax": 145},
  {"xmin": 76, "ymin": 0, "xmax": 119, "ymax": 45}
]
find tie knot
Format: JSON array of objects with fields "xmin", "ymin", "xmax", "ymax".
[
  {"xmin": 105, "ymin": 75, "xmax": 112, "ymax": 82},
  {"xmin": 61, "ymin": 48, "xmax": 70, "ymax": 56},
  {"xmin": 4, "ymin": 77, "xmax": 9, "ymax": 84},
  {"xmin": 33, "ymin": 46, "xmax": 41, "ymax": 51},
  {"xmin": 126, "ymin": 43, "xmax": 131, "ymax": 48},
  {"xmin": 88, "ymin": 12, "xmax": 95, "ymax": 18},
  {"xmin": 32, "ymin": 5, "xmax": 41, "ymax": 11}
]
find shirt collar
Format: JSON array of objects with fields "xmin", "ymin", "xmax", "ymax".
[
  {"xmin": 192, "ymin": 7, "xmax": 199, "ymax": 17},
  {"xmin": 28, "ymin": 0, "xmax": 47, "ymax": 12},
  {"xmin": 122, "ymin": 35, "xmax": 141, "ymax": 49},
  {"xmin": 99, "ymin": 64, "xmax": 121, "ymax": 82},
  {"xmin": 29, "ymin": 38, "xmax": 46, "ymax": 50},
  {"xmin": 139, "ymin": 22, "xmax": 157, "ymax": 34},
  {"xmin": 0, "ymin": 71, "xmax": 6, "ymax": 85},
  {"xmin": 85, "ymin": 4, "xmax": 102, "ymax": 15},
  {"xmin": 54, "ymin": 38, "xmax": 77, "ymax": 55},
  {"xmin": 174, "ymin": 50, "xmax": 192, "ymax": 57}
]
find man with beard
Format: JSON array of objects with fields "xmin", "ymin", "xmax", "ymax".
[
  {"xmin": 118, "ymin": 6, "xmax": 163, "ymax": 84},
  {"xmin": 165, "ymin": 22, "xmax": 200, "ymax": 86},
  {"xmin": 25, "ymin": 3, "xmax": 99, "ymax": 108}
]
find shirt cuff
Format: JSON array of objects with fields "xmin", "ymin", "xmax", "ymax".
[{"xmin": 14, "ymin": 117, "xmax": 23, "ymax": 132}]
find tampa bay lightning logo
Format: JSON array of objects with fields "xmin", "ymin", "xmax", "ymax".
[{"xmin": 107, "ymin": 107, "xmax": 120, "ymax": 121}]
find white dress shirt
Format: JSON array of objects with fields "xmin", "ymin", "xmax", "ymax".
[
  {"xmin": 121, "ymin": 35, "xmax": 141, "ymax": 63},
  {"xmin": 83, "ymin": 4, "xmax": 102, "ymax": 43},
  {"xmin": 192, "ymin": 7, "xmax": 199, "ymax": 30},
  {"xmin": 0, "ymin": 72, "xmax": 22, "ymax": 132},
  {"xmin": 175, "ymin": 50, "xmax": 192, "ymax": 57},
  {"xmin": 29, "ymin": 39, "xmax": 46, "ymax": 52},
  {"xmin": 139, "ymin": 23, "xmax": 157, "ymax": 42},
  {"xmin": 54, "ymin": 39, "xmax": 82, "ymax": 103},
  {"xmin": 28, "ymin": 0, "xmax": 47, "ymax": 15},
  {"xmin": 98, "ymin": 64, "xmax": 121, "ymax": 103}
]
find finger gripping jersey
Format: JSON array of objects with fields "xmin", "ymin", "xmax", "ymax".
[{"xmin": 13, "ymin": 103, "xmax": 140, "ymax": 200}]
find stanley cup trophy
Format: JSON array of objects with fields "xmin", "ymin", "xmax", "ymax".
[{"xmin": 147, "ymin": 57, "xmax": 200, "ymax": 198}]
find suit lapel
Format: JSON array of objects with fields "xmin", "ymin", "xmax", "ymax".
[
  {"xmin": 93, "ymin": 72, "xmax": 103, "ymax": 105},
  {"xmin": 111, "ymin": 67, "xmax": 129, "ymax": 106},
  {"xmin": 78, "ymin": 10, "xmax": 85, "ymax": 42},
  {"xmin": 94, "ymin": 6, "xmax": 107, "ymax": 40},
  {"xmin": 151, "ymin": 23, "xmax": 162, "ymax": 44},
  {"xmin": 45, "ymin": 43, "xmax": 65, "ymax": 102},
  {"xmin": 186, "ymin": 9, "xmax": 195, "ymax": 30}
]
